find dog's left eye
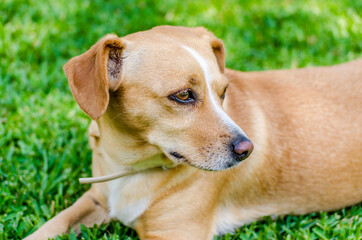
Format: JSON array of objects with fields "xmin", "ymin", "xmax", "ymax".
[
  {"xmin": 169, "ymin": 89, "xmax": 195, "ymax": 104},
  {"xmin": 221, "ymin": 86, "xmax": 228, "ymax": 100}
]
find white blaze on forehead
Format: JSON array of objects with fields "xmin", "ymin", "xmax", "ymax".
[
  {"xmin": 181, "ymin": 45, "xmax": 246, "ymax": 136},
  {"xmin": 181, "ymin": 45, "xmax": 220, "ymax": 110},
  {"xmin": 181, "ymin": 45, "xmax": 215, "ymax": 88}
]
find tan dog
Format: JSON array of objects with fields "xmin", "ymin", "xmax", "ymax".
[{"xmin": 25, "ymin": 26, "xmax": 362, "ymax": 240}]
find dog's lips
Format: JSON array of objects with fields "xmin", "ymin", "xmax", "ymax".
[
  {"xmin": 167, "ymin": 151, "xmax": 193, "ymax": 165},
  {"xmin": 167, "ymin": 150, "xmax": 242, "ymax": 171},
  {"xmin": 169, "ymin": 151, "xmax": 186, "ymax": 160}
]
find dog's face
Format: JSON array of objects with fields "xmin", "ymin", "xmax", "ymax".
[{"xmin": 64, "ymin": 26, "xmax": 253, "ymax": 171}]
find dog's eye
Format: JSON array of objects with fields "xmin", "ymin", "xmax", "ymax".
[
  {"xmin": 221, "ymin": 86, "xmax": 228, "ymax": 100},
  {"xmin": 169, "ymin": 89, "xmax": 195, "ymax": 104},
  {"xmin": 176, "ymin": 90, "xmax": 190, "ymax": 101}
]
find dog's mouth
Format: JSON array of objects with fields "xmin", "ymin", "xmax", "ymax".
[
  {"xmin": 170, "ymin": 151, "xmax": 186, "ymax": 160},
  {"xmin": 169, "ymin": 151, "xmax": 194, "ymax": 166},
  {"xmin": 167, "ymin": 150, "xmax": 243, "ymax": 171}
]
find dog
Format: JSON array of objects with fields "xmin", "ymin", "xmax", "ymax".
[{"xmin": 25, "ymin": 26, "xmax": 362, "ymax": 240}]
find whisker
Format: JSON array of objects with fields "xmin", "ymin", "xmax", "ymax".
[{"xmin": 111, "ymin": 111, "xmax": 126, "ymax": 120}]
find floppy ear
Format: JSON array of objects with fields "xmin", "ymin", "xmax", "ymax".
[
  {"xmin": 191, "ymin": 27, "xmax": 225, "ymax": 73},
  {"xmin": 63, "ymin": 34, "xmax": 125, "ymax": 119}
]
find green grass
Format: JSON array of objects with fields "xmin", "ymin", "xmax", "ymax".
[{"xmin": 1, "ymin": 0, "xmax": 361, "ymax": 239}]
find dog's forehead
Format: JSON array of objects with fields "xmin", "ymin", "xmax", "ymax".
[
  {"xmin": 122, "ymin": 32, "xmax": 223, "ymax": 91},
  {"xmin": 123, "ymin": 25, "xmax": 207, "ymax": 42}
]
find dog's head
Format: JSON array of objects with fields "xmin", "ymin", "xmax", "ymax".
[{"xmin": 64, "ymin": 26, "xmax": 253, "ymax": 171}]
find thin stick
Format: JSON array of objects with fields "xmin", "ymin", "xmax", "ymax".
[
  {"xmin": 79, "ymin": 162, "xmax": 178, "ymax": 184},
  {"xmin": 79, "ymin": 168, "xmax": 139, "ymax": 184}
]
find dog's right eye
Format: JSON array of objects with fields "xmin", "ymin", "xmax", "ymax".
[{"xmin": 168, "ymin": 89, "xmax": 196, "ymax": 104}]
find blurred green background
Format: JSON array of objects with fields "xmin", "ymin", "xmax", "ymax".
[{"xmin": 0, "ymin": 0, "xmax": 361, "ymax": 239}]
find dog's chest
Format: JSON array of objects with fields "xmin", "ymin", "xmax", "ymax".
[{"xmin": 107, "ymin": 175, "xmax": 154, "ymax": 227}]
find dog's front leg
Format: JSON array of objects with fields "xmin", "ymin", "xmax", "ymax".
[
  {"xmin": 24, "ymin": 188, "xmax": 110, "ymax": 240},
  {"xmin": 136, "ymin": 202, "xmax": 216, "ymax": 240}
]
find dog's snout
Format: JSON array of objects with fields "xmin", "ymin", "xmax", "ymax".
[{"xmin": 231, "ymin": 138, "xmax": 254, "ymax": 161}]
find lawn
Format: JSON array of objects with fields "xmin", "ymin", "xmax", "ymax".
[{"xmin": 0, "ymin": 0, "xmax": 361, "ymax": 239}]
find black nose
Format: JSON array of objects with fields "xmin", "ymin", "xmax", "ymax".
[{"xmin": 231, "ymin": 137, "xmax": 254, "ymax": 161}]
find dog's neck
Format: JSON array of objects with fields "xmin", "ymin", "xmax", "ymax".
[
  {"xmin": 97, "ymin": 114, "xmax": 166, "ymax": 165},
  {"xmin": 79, "ymin": 115, "xmax": 177, "ymax": 184}
]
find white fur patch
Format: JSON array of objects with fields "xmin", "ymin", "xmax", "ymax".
[
  {"xmin": 108, "ymin": 177, "xmax": 152, "ymax": 227},
  {"xmin": 181, "ymin": 45, "xmax": 246, "ymax": 135}
]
